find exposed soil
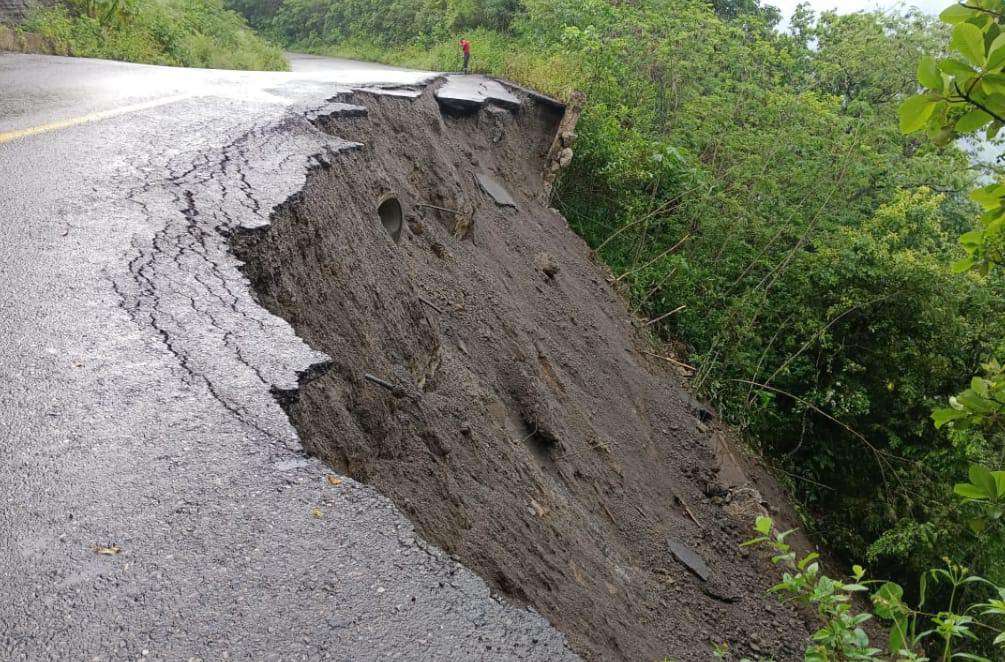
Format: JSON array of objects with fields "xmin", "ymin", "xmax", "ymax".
[{"xmin": 233, "ymin": 81, "xmax": 816, "ymax": 661}]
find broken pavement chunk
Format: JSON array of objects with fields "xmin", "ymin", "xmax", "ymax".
[
  {"xmin": 355, "ymin": 85, "xmax": 424, "ymax": 99},
  {"xmin": 667, "ymin": 537, "xmax": 710, "ymax": 581},
  {"xmin": 476, "ymin": 174, "xmax": 517, "ymax": 208},
  {"xmin": 435, "ymin": 75, "xmax": 522, "ymax": 113},
  {"xmin": 303, "ymin": 102, "xmax": 368, "ymax": 125}
]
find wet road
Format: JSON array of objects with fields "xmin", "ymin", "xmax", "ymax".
[{"xmin": 0, "ymin": 53, "xmax": 574, "ymax": 660}]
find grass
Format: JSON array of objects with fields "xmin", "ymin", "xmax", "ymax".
[
  {"xmin": 21, "ymin": 0, "xmax": 288, "ymax": 71},
  {"xmin": 298, "ymin": 28, "xmax": 579, "ymax": 100}
]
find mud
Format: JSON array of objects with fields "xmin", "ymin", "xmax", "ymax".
[{"xmin": 233, "ymin": 81, "xmax": 814, "ymax": 661}]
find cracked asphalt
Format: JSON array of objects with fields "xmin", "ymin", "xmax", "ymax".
[{"xmin": 0, "ymin": 53, "xmax": 575, "ymax": 661}]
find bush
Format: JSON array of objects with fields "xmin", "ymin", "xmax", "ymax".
[
  {"xmin": 23, "ymin": 0, "xmax": 287, "ymax": 71},
  {"xmin": 747, "ymin": 516, "xmax": 1005, "ymax": 660}
]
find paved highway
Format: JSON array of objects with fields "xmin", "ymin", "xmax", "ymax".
[{"xmin": 0, "ymin": 53, "xmax": 574, "ymax": 660}]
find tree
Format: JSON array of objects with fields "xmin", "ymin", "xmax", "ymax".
[
  {"xmin": 710, "ymin": 0, "xmax": 779, "ymax": 24},
  {"xmin": 899, "ymin": 0, "xmax": 1005, "ymax": 602},
  {"xmin": 901, "ymin": 2, "xmax": 1005, "ymax": 276}
]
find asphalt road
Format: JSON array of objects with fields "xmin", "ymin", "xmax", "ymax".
[{"xmin": 0, "ymin": 53, "xmax": 574, "ymax": 661}]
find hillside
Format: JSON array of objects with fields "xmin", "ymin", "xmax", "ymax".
[
  {"xmin": 225, "ymin": 0, "xmax": 1005, "ymax": 658},
  {"xmin": 233, "ymin": 76, "xmax": 819, "ymax": 661},
  {"xmin": 230, "ymin": 0, "xmax": 1005, "ymax": 584}
]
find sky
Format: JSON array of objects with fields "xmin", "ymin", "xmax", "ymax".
[{"xmin": 769, "ymin": 0, "xmax": 947, "ymax": 20}]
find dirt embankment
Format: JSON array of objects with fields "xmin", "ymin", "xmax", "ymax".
[
  {"xmin": 233, "ymin": 81, "xmax": 814, "ymax": 660},
  {"xmin": 0, "ymin": 25, "xmax": 64, "ymax": 55}
]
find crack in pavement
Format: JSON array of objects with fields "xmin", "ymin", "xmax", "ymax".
[
  {"xmin": 113, "ymin": 119, "xmax": 310, "ymax": 443},
  {"xmin": 2, "ymin": 56, "xmax": 574, "ymax": 661}
]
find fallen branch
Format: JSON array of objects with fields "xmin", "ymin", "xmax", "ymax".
[
  {"xmin": 673, "ymin": 492, "xmax": 702, "ymax": 529},
  {"xmin": 364, "ymin": 373, "xmax": 399, "ymax": 393},
  {"xmin": 633, "ymin": 266, "xmax": 679, "ymax": 314},
  {"xmin": 772, "ymin": 466, "xmax": 836, "ymax": 492},
  {"xmin": 415, "ymin": 203, "xmax": 461, "ymax": 215},
  {"xmin": 728, "ymin": 379, "xmax": 912, "ymax": 495},
  {"xmin": 645, "ymin": 304, "xmax": 686, "ymax": 327},
  {"xmin": 642, "ymin": 350, "xmax": 695, "ymax": 372},
  {"xmin": 418, "ymin": 295, "xmax": 443, "ymax": 314},
  {"xmin": 612, "ymin": 234, "xmax": 690, "ymax": 284}
]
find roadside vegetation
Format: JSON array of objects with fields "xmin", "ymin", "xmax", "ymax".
[
  {"xmin": 21, "ymin": 0, "xmax": 287, "ymax": 70},
  {"xmin": 228, "ymin": 0, "xmax": 1005, "ymax": 657},
  {"xmin": 741, "ymin": 515, "xmax": 1005, "ymax": 661}
]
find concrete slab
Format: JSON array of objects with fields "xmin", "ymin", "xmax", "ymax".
[
  {"xmin": 304, "ymin": 101, "xmax": 368, "ymax": 121},
  {"xmin": 356, "ymin": 85, "xmax": 424, "ymax": 98},
  {"xmin": 476, "ymin": 173, "xmax": 518, "ymax": 208},
  {"xmin": 667, "ymin": 538, "xmax": 711, "ymax": 581},
  {"xmin": 436, "ymin": 75, "xmax": 522, "ymax": 113}
]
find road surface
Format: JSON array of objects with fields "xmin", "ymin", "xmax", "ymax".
[{"xmin": 0, "ymin": 52, "xmax": 574, "ymax": 661}]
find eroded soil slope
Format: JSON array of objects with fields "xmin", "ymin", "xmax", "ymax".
[{"xmin": 234, "ymin": 82, "xmax": 812, "ymax": 660}]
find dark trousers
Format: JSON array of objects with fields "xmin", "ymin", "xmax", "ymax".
[{"xmin": 463, "ymin": 53, "xmax": 470, "ymax": 73}]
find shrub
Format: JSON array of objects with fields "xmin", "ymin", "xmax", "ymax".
[{"xmin": 22, "ymin": 0, "xmax": 287, "ymax": 71}]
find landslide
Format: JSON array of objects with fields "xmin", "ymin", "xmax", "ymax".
[{"xmin": 233, "ymin": 81, "xmax": 813, "ymax": 661}]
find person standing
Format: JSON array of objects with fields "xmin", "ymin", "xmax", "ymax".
[{"xmin": 460, "ymin": 38, "xmax": 471, "ymax": 74}]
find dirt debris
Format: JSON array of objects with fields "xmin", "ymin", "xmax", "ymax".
[
  {"xmin": 534, "ymin": 251, "xmax": 560, "ymax": 279},
  {"xmin": 233, "ymin": 80, "xmax": 813, "ymax": 661}
]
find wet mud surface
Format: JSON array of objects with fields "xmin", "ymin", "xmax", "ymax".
[{"xmin": 234, "ymin": 82, "xmax": 814, "ymax": 660}]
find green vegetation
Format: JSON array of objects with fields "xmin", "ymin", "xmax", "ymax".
[
  {"xmin": 746, "ymin": 516, "xmax": 1005, "ymax": 660},
  {"xmin": 22, "ymin": 0, "xmax": 287, "ymax": 70},
  {"xmin": 234, "ymin": 0, "xmax": 1004, "ymax": 588}
]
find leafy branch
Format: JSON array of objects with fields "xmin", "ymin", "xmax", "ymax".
[{"xmin": 746, "ymin": 517, "xmax": 1005, "ymax": 661}]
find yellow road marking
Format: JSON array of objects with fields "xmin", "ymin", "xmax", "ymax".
[{"xmin": 0, "ymin": 94, "xmax": 193, "ymax": 145}]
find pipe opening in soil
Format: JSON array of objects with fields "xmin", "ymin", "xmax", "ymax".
[
  {"xmin": 377, "ymin": 195, "xmax": 403, "ymax": 243},
  {"xmin": 517, "ymin": 415, "xmax": 558, "ymax": 465}
]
